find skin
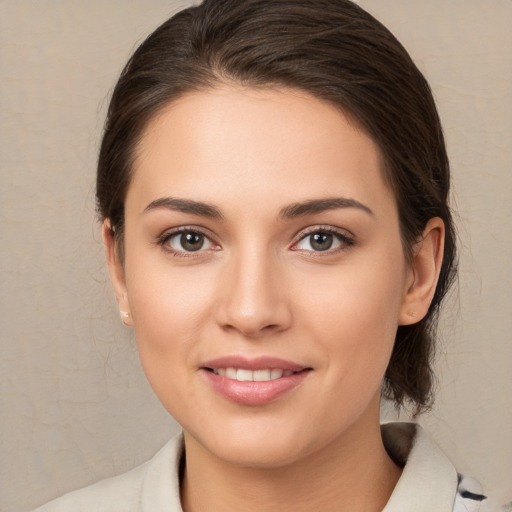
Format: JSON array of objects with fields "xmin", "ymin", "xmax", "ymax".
[{"xmin": 104, "ymin": 85, "xmax": 444, "ymax": 512}]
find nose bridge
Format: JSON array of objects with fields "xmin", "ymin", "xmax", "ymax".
[{"xmin": 217, "ymin": 241, "xmax": 291, "ymax": 336}]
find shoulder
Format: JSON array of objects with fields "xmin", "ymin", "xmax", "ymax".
[
  {"xmin": 31, "ymin": 463, "xmax": 148, "ymax": 512},
  {"xmin": 454, "ymin": 474, "xmax": 491, "ymax": 512},
  {"xmin": 381, "ymin": 422, "xmax": 511, "ymax": 512},
  {"xmin": 30, "ymin": 433, "xmax": 184, "ymax": 512},
  {"xmin": 455, "ymin": 475, "xmax": 512, "ymax": 512}
]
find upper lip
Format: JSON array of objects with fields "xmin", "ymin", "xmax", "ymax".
[{"xmin": 201, "ymin": 356, "xmax": 309, "ymax": 372}]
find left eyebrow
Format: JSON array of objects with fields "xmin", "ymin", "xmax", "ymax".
[{"xmin": 279, "ymin": 197, "xmax": 374, "ymax": 218}]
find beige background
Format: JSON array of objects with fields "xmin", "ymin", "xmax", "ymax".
[{"xmin": 0, "ymin": 1, "xmax": 510, "ymax": 511}]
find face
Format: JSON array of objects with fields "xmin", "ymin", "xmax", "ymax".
[{"xmin": 109, "ymin": 85, "xmax": 422, "ymax": 468}]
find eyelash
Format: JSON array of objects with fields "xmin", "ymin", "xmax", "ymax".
[
  {"xmin": 157, "ymin": 225, "xmax": 355, "ymax": 258},
  {"xmin": 291, "ymin": 226, "xmax": 355, "ymax": 255},
  {"xmin": 157, "ymin": 226, "xmax": 219, "ymax": 258}
]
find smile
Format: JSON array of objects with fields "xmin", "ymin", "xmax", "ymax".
[
  {"xmin": 201, "ymin": 357, "xmax": 312, "ymax": 406},
  {"xmin": 209, "ymin": 368, "xmax": 296, "ymax": 381}
]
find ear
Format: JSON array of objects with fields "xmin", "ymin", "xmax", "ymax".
[
  {"xmin": 102, "ymin": 220, "xmax": 133, "ymax": 327},
  {"xmin": 399, "ymin": 217, "xmax": 445, "ymax": 326}
]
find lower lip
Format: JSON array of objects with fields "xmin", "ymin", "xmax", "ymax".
[{"xmin": 201, "ymin": 369, "xmax": 311, "ymax": 406}]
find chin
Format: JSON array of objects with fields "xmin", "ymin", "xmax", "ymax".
[
  {"xmin": 210, "ymin": 436, "xmax": 309, "ymax": 469},
  {"xmin": 183, "ymin": 413, "xmax": 341, "ymax": 471}
]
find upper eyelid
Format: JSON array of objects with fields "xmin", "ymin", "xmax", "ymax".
[
  {"xmin": 160, "ymin": 225, "xmax": 217, "ymax": 240},
  {"xmin": 290, "ymin": 226, "xmax": 355, "ymax": 252},
  {"xmin": 293, "ymin": 224, "xmax": 355, "ymax": 241},
  {"xmin": 158, "ymin": 226, "xmax": 221, "ymax": 252}
]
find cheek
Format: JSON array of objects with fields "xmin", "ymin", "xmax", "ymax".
[
  {"xmin": 300, "ymin": 254, "xmax": 406, "ymax": 329},
  {"xmin": 128, "ymin": 267, "xmax": 215, "ymax": 349},
  {"xmin": 295, "ymin": 250, "xmax": 407, "ymax": 374},
  {"xmin": 121, "ymin": 247, "xmax": 220, "ymax": 401},
  {"xmin": 124, "ymin": 272, "xmax": 215, "ymax": 417}
]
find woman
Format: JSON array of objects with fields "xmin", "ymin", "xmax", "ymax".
[{"xmin": 31, "ymin": 0, "xmax": 509, "ymax": 510}]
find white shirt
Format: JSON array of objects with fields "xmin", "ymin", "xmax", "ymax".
[{"xmin": 32, "ymin": 422, "xmax": 506, "ymax": 512}]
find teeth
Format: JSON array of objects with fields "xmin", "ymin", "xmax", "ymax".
[
  {"xmin": 253, "ymin": 369, "xmax": 271, "ymax": 381},
  {"xmin": 236, "ymin": 369, "xmax": 253, "ymax": 381},
  {"xmin": 212, "ymin": 367, "xmax": 296, "ymax": 382},
  {"xmin": 270, "ymin": 369, "xmax": 283, "ymax": 380},
  {"xmin": 225, "ymin": 367, "xmax": 237, "ymax": 379}
]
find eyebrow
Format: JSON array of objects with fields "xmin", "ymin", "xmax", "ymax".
[
  {"xmin": 279, "ymin": 197, "xmax": 374, "ymax": 218},
  {"xmin": 143, "ymin": 196, "xmax": 374, "ymax": 220},
  {"xmin": 143, "ymin": 197, "xmax": 224, "ymax": 219}
]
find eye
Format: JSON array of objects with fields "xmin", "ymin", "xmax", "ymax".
[
  {"xmin": 161, "ymin": 229, "xmax": 216, "ymax": 254},
  {"xmin": 293, "ymin": 229, "xmax": 353, "ymax": 253}
]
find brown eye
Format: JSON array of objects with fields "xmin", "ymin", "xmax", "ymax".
[
  {"xmin": 166, "ymin": 230, "xmax": 214, "ymax": 252},
  {"xmin": 293, "ymin": 229, "xmax": 353, "ymax": 253},
  {"xmin": 310, "ymin": 232, "xmax": 334, "ymax": 251},
  {"xmin": 180, "ymin": 232, "xmax": 205, "ymax": 251}
]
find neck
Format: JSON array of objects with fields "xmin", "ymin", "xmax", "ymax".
[{"xmin": 181, "ymin": 403, "xmax": 402, "ymax": 512}]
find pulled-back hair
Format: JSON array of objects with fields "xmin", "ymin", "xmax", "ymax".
[{"xmin": 96, "ymin": 0, "xmax": 457, "ymax": 414}]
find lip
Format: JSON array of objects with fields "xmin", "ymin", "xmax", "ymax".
[
  {"xmin": 200, "ymin": 355, "xmax": 312, "ymax": 406},
  {"xmin": 201, "ymin": 355, "xmax": 306, "ymax": 372}
]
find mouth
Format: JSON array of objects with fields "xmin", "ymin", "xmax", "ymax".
[
  {"xmin": 204, "ymin": 367, "xmax": 298, "ymax": 381},
  {"xmin": 200, "ymin": 357, "xmax": 312, "ymax": 405}
]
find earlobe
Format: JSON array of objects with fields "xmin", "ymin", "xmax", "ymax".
[
  {"xmin": 102, "ymin": 220, "xmax": 133, "ymax": 327},
  {"xmin": 398, "ymin": 217, "xmax": 445, "ymax": 326}
]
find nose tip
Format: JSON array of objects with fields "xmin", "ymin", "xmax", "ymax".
[
  {"xmin": 220, "ymin": 312, "xmax": 292, "ymax": 341},
  {"xmin": 215, "ymin": 259, "xmax": 292, "ymax": 338},
  {"xmin": 221, "ymin": 308, "xmax": 285, "ymax": 338}
]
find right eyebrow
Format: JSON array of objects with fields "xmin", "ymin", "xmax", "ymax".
[{"xmin": 142, "ymin": 197, "xmax": 224, "ymax": 219}]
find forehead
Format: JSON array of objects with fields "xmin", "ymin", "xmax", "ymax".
[{"xmin": 128, "ymin": 85, "xmax": 394, "ymax": 217}]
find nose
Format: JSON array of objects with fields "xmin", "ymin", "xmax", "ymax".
[{"xmin": 215, "ymin": 246, "xmax": 293, "ymax": 338}]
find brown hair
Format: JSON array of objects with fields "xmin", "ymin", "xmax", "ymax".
[{"xmin": 96, "ymin": 0, "xmax": 457, "ymax": 414}]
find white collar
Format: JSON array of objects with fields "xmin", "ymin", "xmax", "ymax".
[
  {"xmin": 139, "ymin": 423, "xmax": 458, "ymax": 511},
  {"xmin": 382, "ymin": 422, "xmax": 458, "ymax": 511}
]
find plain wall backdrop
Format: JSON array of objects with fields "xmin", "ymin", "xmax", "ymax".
[{"xmin": 0, "ymin": 1, "xmax": 510, "ymax": 510}]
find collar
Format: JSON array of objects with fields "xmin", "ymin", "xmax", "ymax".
[
  {"xmin": 140, "ymin": 432, "xmax": 184, "ymax": 511},
  {"xmin": 139, "ymin": 423, "xmax": 458, "ymax": 511},
  {"xmin": 382, "ymin": 422, "xmax": 458, "ymax": 511}
]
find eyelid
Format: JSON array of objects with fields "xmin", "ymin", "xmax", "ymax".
[
  {"xmin": 290, "ymin": 225, "xmax": 355, "ymax": 252},
  {"xmin": 157, "ymin": 225, "xmax": 220, "ymax": 256}
]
